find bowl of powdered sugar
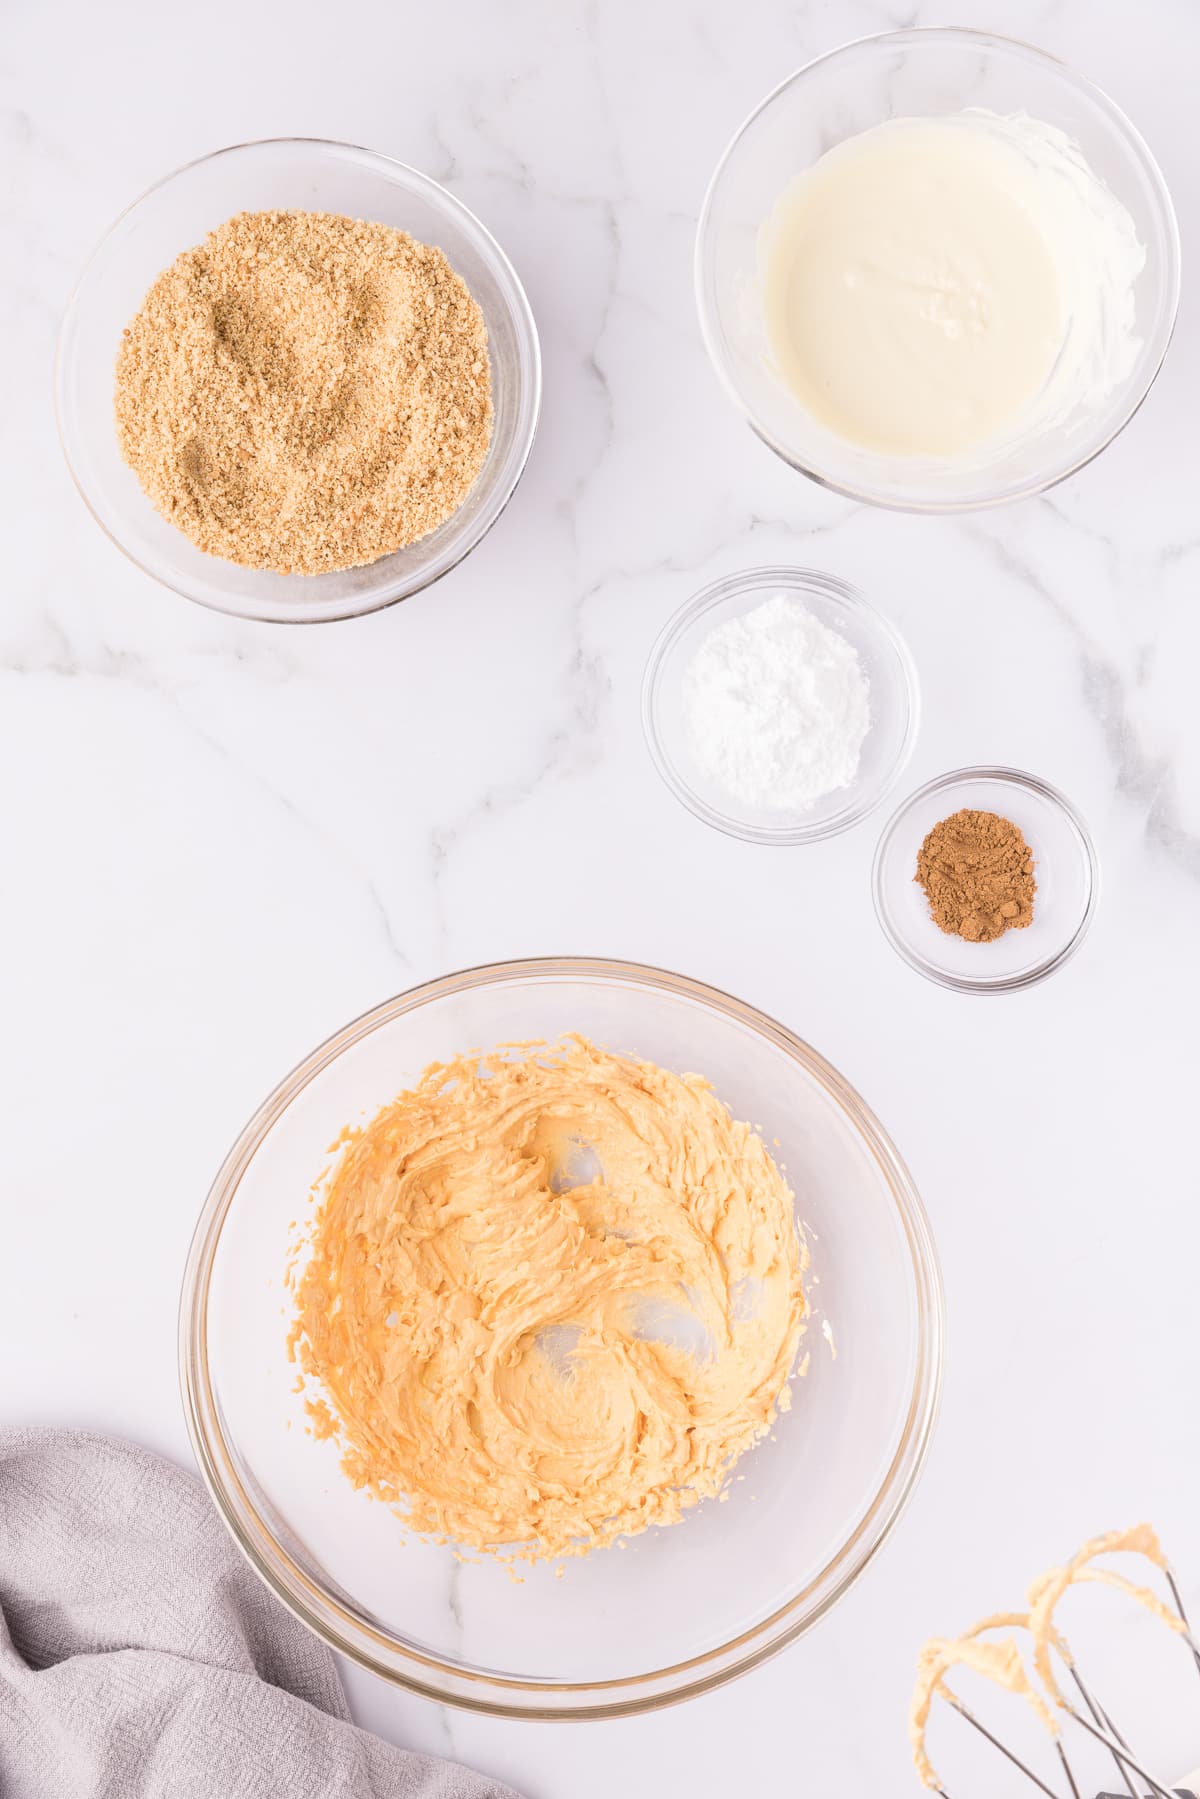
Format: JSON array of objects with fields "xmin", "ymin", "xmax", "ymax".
[
  {"xmin": 642, "ymin": 567, "xmax": 918, "ymax": 844},
  {"xmin": 56, "ymin": 139, "xmax": 541, "ymax": 623}
]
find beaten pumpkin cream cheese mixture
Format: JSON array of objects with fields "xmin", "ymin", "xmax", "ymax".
[{"xmin": 288, "ymin": 1036, "xmax": 808, "ymax": 1560}]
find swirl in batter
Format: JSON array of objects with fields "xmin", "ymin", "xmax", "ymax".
[{"xmin": 288, "ymin": 1036, "xmax": 808, "ymax": 1560}]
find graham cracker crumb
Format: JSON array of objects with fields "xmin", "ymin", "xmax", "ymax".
[{"xmin": 114, "ymin": 209, "xmax": 492, "ymax": 575}]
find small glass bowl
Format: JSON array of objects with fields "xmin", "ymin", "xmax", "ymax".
[
  {"xmin": 642, "ymin": 568, "xmax": 919, "ymax": 845},
  {"xmin": 696, "ymin": 28, "xmax": 1181, "ymax": 512},
  {"xmin": 56, "ymin": 138, "xmax": 542, "ymax": 624},
  {"xmin": 873, "ymin": 768, "xmax": 1099, "ymax": 993}
]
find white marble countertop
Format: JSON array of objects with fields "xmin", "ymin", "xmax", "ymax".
[{"xmin": 6, "ymin": 0, "xmax": 1200, "ymax": 1792}]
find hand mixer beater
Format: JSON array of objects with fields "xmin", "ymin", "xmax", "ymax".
[{"xmin": 910, "ymin": 1527, "xmax": 1200, "ymax": 1799}]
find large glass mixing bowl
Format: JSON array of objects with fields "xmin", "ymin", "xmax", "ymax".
[
  {"xmin": 696, "ymin": 29, "xmax": 1180, "ymax": 512},
  {"xmin": 180, "ymin": 958, "xmax": 944, "ymax": 1716}
]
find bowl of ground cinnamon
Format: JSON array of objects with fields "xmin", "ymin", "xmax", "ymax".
[
  {"xmin": 872, "ymin": 767, "xmax": 1098, "ymax": 993},
  {"xmin": 57, "ymin": 139, "xmax": 541, "ymax": 623}
]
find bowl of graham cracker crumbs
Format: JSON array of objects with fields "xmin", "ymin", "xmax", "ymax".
[
  {"xmin": 872, "ymin": 767, "xmax": 1099, "ymax": 993},
  {"xmin": 56, "ymin": 138, "xmax": 541, "ymax": 623}
]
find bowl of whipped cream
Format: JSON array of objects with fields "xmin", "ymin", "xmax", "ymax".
[{"xmin": 696, "ymin": 28, "xmax": 1180, "ymax": 511}]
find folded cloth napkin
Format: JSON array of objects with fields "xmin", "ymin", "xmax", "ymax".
[{"xmin": 0, "ymin": 1427, "xmax": 522, "ymax": 1799}]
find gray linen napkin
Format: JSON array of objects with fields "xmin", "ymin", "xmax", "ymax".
[{"xmin": 0, "ymin": 1427, "xmax": 522, "ymax": 1799}]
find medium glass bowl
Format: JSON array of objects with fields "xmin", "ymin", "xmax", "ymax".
[
  {"xmin": 56, "ymin": 138, "xmax": 541, "ymax": 623},
  {"xmin": 873, "ymin": 769, "xmax": 1099, "ymax": 993},
  {"xmin": 696, "ymin": 29, "xmax": 1181, "ymax": 512},
  {"xmin": 180, "ymin": 957, "xmax": 944, "ymax": 1717},
  {"xmin": 642, "ymin": 568, "xmax": 919, "ymax": 844}
]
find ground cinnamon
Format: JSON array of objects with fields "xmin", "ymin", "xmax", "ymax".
[{"xmin": 915, "ymin": 808, "xmax": 1036, "ymax": 943}]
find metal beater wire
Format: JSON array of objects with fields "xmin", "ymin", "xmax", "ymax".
[
  {"xmin": 945, "ymin": 1694, "xmax": 1067, "ymax": 1799},
  {"xmin": 1067, "ymin": 1661, "xmax": 1137, "ymax": 1799},
  {"xmin": 1166, "ymin": 1569, "xmax": 1200, "ymax": 1684},
  {"xmin": 1054, "ymin": 1736, "xmax": 1083, "ymax": 1799},
  {"xmin": 1057, "ymin": 1699, "xmax": 1177, "ymax": 1799}
]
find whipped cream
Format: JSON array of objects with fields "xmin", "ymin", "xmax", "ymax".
[{"xmin": 761, "ymin": 110, "xmax": 1145, "ymax": 460}]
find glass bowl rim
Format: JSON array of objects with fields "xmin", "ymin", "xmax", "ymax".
[
  {"xmin": 694, "ymin": 26, "xmax": 1182, "ymax": 516},
  {"xmin": 179, "ymin": 954, "xmax": 945, "ymax": 1718},
  {"xmin": 55, "ymin": 135, "xmax": 543, "ymax": 625},
  {"xmin": 872, "ymin": 766, "xmax": 1101, "ymax": 994},
  {"xmin": 641, "ymin": 565, "xmax": 920, "ymax": 845}
]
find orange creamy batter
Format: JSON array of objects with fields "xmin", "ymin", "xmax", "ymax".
[{"xmin": 288, "ymin": 1036, "xmax": 808, "ymax": 1560}]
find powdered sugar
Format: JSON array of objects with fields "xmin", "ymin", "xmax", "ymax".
[{"xmin": 682, "ymin": 594, "xmax": 870, "ymax": 811}]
